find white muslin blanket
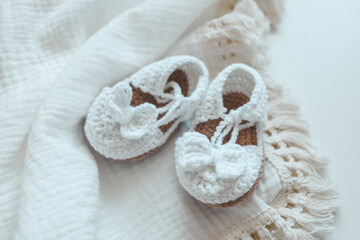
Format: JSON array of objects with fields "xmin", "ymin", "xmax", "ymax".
[{"xmin": 0, "ymin": 0, "xmax": 337, "ymax": 239}]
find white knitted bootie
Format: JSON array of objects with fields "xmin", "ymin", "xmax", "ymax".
[
  {"xmin": 84, "ymin": 56, "xmax": 209, "ymax": 161},
  {"xmin": 175, "ymin": 63, "xmax": 267, "ymax": 207}
]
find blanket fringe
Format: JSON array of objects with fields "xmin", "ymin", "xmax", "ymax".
[
  {"xmin": 215, "ymin": 83, "xmax": 338, "ymax": 239},
  {"xmin": 254, "ymin": 0, "xmax": 285, "ymax": 27},
  {"xmin": 198, "ymin": 0, "xmax": 338, "ymax": 239}
]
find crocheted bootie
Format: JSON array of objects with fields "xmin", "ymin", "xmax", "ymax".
[
  {"xmin": 175, "ymin": 63, "xmax": 267, "ymax": 207},
  {"xmin": 84, "ymin": 56, "xmax": 209, "ymax": 161}
]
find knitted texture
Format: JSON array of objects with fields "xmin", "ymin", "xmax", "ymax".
[
  {"xmin": 175, "ymin": 63, "xmax": 267, "ymax": 205},
  {"xmin": 84, "ymin": 55, "xmax": 209, "ymax": 160},
  {"xmin": 0, "ymin": 0, "xmax": 338, "ymax": 239},
  {"xmin": 189, "ymin": 0, "xmax": 337, "ymax": 238}
]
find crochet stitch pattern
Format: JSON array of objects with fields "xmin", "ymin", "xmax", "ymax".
[
  {"xmin": 84, "ymin": 56, "xmax": 209, "ymax": 160},
  {"xmin": 175, "ymin": 63, "xmax": 267, "ymax": 206}
]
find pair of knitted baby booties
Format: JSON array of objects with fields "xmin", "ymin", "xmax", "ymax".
[{"xmin": 84, "ymin": 56, "xmax": 267, "ymax": 207}]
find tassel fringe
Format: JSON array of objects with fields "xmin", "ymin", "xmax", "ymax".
[{"xmin": 197, "ymin": 0, "xmax": 338, "ymax": 239}]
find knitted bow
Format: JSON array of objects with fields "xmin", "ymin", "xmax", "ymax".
[
  {"xmin": 176, "ymin": 132, "xmax": 259, "ymax": 180},
  {"xmin": 108, "ymin": 83, "xmax": 157, "ymax": 139}
]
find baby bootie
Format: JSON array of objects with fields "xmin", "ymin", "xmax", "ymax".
[
  {"xmin": 84, "ymin": 56, "xmax": 209, "ymax": 161},
  {"xmin": 175, "ymin": 63, "xmax": 267, "ymax": 207}
]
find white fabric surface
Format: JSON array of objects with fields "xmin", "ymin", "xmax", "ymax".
[
  {"xmin": 1, "ymin": 0, "xmax": 336, "ymax": 239},
  {"xmin": 0, "ymin": 0, "xmax": 281, "ymax": 239},
  {"xmin": 0, "ymin": 0, "xmax": 215, "ymax": 238}
]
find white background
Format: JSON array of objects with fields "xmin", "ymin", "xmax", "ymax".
[{"xmin": 267, "ymin": 0, "xmax": 360, "ymax": 239}]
